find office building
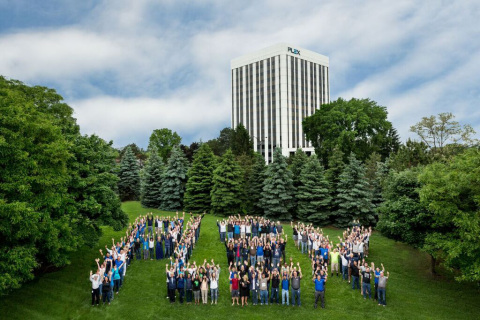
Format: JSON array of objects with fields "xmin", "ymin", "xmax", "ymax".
[{"xmin": 231, "ymin": 43, "xmax": 330, "ymax": 162}]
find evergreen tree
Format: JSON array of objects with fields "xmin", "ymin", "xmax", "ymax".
[
  {"xmin": 247, "ymin": 152, "xmax": 266, "ymax": 216},
  {"xmin": 289, "ymin": 149, "xmax": 308, "ymax": 218},
  {"xmin": 118, "ymin": 146, "xmax": 141, "ymax": 201},
  {"xmin": 365, "ymin": 152, "xmax": 383, "ymax": 220},
  {"xmin": 325, "ymin": 147, "xmax": 345, "ymax": 213},
  {"xmin": 183, "ymin": 143, "xmax": 216, "ymax": 213},
  {"xmin": 297, "ymin": 155, "xmax": 332, "ymax": 225},
  {"xmin": 211, "ymin": 149, "xmax": 243, "ymax": 215},
  {"xmin": 335, "ymin": 153, "xmax": 375, "ymax": 227},
  {"xmin": 160, "ymin": 146, "xmax": 189, "ymax": 211},
  {"xmin": 237, "ymin": 153, "xmax": 256, "ymax": 214},
  {"xmin": 140, "ymin": 147, "xmax": 164, "ymax": 208},
  {"xmin": 261, "ymin": 148, "xmax": 295, "ymax": 220}
]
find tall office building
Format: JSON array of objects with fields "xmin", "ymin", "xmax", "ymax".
[{"xmin": 231, "ymin": 43, "xmax": 330, "ymax": 163}]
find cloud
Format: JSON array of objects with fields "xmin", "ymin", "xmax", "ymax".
[{"xmin": 0, "ymin": 0, "xmax": 478, "ymax": 148}]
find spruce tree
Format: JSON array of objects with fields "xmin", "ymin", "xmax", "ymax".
[
  {"xmin": 211, "ymin": 149, "xmax": 243, "ymax": 215},
  {"xmin": 325, "ymin": 147, "xmax": 345, "ymax": 214},
  {"xmin": 335, "ymin": 153, "xmax": 375, "ymax": 227},
  {"xmin": 183, "ymin": 143, "xmax": 216, "ymax": 213},
  {"xmin": 290, "ymin": 149, "xmax": 308, "ymax": 219},
  {"xmin": 247, "ymin": 152, "xmax": 266, "ymax": 216},
  {"xmin": 297, "ymin": 155, "xmax": 332, "ymax": 225},
  {"xmin": 140, "ymin": 147, "xmax": 164, "ymax": 208},
  {"xmin": 118, "ymin": 146, "xmax": 141, "ymax": 201},
  {"xmin": 261, "ymin": 148, "xmax": 294, "ymax": 220},
  {"xmin": 160, "ymin": 146, "xmax": 189, "ymax": 211}
]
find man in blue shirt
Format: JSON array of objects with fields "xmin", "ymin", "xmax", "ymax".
[
  {"xmin": 313, "ymin": 274, "xmax": 326, "ymax": 309},
  {"xmin": 281, "ymin": 273, "xmax": 290, "ymax": 306}
]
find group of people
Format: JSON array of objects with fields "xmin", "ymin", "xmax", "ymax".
[
  {"xmin": 89, "ymin": 212, "xmax": 204, "ymax": 306},
  {"xmin": 292, "ymin": 221, "xmax": 390, "ymax": 307},
  {"xmin": 166, "ymin": 258, "xmax": 220, "ymax": 305},
  {"xmin": 228, "ymin": 259, "xmax": 305, "ymax": 307}
]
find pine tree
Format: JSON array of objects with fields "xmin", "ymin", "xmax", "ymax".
[
  {"xmin": 247, "ymin": 152, "xmax": 266, "ymax": 216},
  {"xmin": 183, "ymin": 143, "xmax": 216, "ymax": 213},
  {"xmin": 118, "ymin": 146, "xmax": 141, "ymax": 201},
  {"xmin": 289, "ymin": 149, "xmax": 308, "ymax": 219},
  {"xmin": 334, "ymin": 153, "xmax": 375, "ymax": 227},
  {"xmin": 261, "ymin": 148, "xmax": 295, "ymax": 220},
  {"xmin": 211, "ymin": 149, "xmax": 243, "ymax": 215},
  {"xmin": 325, "ymin": 147, "xmax": 345, "ymax": 214},
  {"xmin": 297, "ymin": 155, "xmax": 332, "ymax": 225},
  {"xmin": 160, "ymin": 146, "xmax": 189, "ymax": 211},
  {"xmin": 140, "ymin": 147, "xmax": 164, "ymax": 208}
]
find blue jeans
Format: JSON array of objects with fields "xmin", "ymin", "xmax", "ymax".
[
  {"xmin": 352, "ymin": 276, "xmax": 360, "ymax": 289},
  {"xmin": 282, "ymin": 289, "xmax": 289, "ymax": 305},
  {"xmin": 228, "ymin": 232, "xmax": 233, "ymax": 240},
  {"xmin": 378, "ymin": 287, "xmax": 386, "ymax": 305},
  {"xmin": 362, "ymin": 283, "xmax": 371, "ymax": 299},
  {"xmin": 272, "ymin": 258, "xmax": 280, "ymax": 269},
  {"xmin": 342, "ymin": 265, "xmax": 348, "ymax": 280},
  {"xmin": 250, "ymin": 256, "xmax": 256, "ymax": 267},
  {"xmin": 270, "ymin": 287, "xmax": 279, "ymax": 303},
  {"xmin": 251, "ymin": 289, "xmax": 258, "ymax": 304},
  {"xmin": 260, "ymin": 290, "xmax": 268, "ymax": 305},
  {"xmin": 292, "ymin": 289, "xmax": 301, "ymax": 306},
  {"xmin": 301, "ymin": 242, "xmax": 307, "ymax": 254},
  {"xmin": 220, "ymin": 232, "xmax": 226, "ymax": 242},
  {"xmin": 211, "ymin": 288, "xmax": 218, "ymax": 301}
]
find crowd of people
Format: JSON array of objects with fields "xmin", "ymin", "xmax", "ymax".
[
  {"xmin": 89, "ymin": 213, "xmax": 392, "ymax": 309},
  {"xmin": 292, "ymin": 220, "xmax": 390, "ymax": 307},
  {"xmin": 166, "ymin": 258, "xmax": 220, "ymax": 305},
  {"xmin": 89, "ymin": 212, "xmax": 204, "ymax": 306}
]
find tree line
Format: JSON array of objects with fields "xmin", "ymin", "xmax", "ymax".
[{"xmin": 0, "ymin": 77, "xmax": 128, "ymax": 294}]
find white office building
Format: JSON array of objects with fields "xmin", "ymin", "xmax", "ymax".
[{"xmin": 231, "ymin": 43, "xmax": 330, "ymax": 163}]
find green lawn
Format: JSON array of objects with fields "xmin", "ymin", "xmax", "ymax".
[{"xmin": 1, "ymin": 201, "xmax": 479, "ymax": 319}]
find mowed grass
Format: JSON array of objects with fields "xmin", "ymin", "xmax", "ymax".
[{"xmin": 1, "ymin": 201, "xmax": 479, "ymax": 320}]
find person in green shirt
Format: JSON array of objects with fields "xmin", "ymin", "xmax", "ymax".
[{"xmin": 330, "ymin": 248, "xmax": 340, "ymax": 277}]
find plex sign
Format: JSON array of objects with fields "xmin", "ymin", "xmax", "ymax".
[{"xmin": 288, "ymin": 47, "xmax": 300, "ymax": 55}]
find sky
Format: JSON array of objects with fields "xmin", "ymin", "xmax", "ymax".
[{"xmin": 0, "ymin": 0, "xmax": 479, "ymax": 149}]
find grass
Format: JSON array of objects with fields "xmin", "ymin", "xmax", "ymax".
[{"xmin": 1, "ymin": 201, "xmax": 479, "ymax": 320}]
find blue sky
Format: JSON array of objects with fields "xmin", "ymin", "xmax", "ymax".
[{"xmin": 1, "ymin": 0, "xmax": 479, "ymax": 148}]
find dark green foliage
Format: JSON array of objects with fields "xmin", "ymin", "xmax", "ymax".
[
  {"xmin": 289, "ymin": 149, "xmax": 309, "ymax": 219},
  {"xmin": 118, "ymin": 143, "xmax": 147, "ymax": 162},
  {"xmin": 118, "ymin": 146, "xmax": 141, "ymax": 201},
  {"xmin": 0, "ymin": 77, "xmax": 126, "ymax": 294},
  {"xmin": 389, "ymin": 139, "xmax": 431, "ymax": 171},
  {"xmin": 261, "ymin": 148, "xmax": 294, "ymax": 220},
  {"xmin": 303, "ymin": 97, "xmax": 398, "ymax": 165},
  {"xmin": 364, "ymin": 152, "xmax": 383, "ymax": 220},
  {"xmin": 140, "ymin": 147, "xmax": 164, "ymax": 208},
  {"xmin": 377, "ymin": 169, "xmax": 431, "ymax": 247},
  {"xmin": 231, "ymin": 123, "xmax": 254, "ymax": 157},
  {"xmin": 147, "ymin": 128, "xmax": 182, "ymax": 163},
  {"xmin": 419, "ymin": 149, "xmax": 480, "ymax": 282},
  {"xmin": 297, "ymin": 155, "xmax": 332, "ymax": 225},
  {"xmin": 180, "ymin": 142, "xmax": 200, "ymax": 163},
  {"xmin": 325, "ymin": 148, "xmax": 345, "ymax": 214},
  {"xmin": 183, "ymin": 144, "xmax": 216, "ymax": 213},
  {"xmin": 210, "ymin": 149, "xmax": 243, "ymax": 215},
  {"xmin": 334, "ymin": 153, "xmax": 375, "ymax": 227},
  {"xmin": 206, "ymin": 127, "xmax": 234, "ymax": 156},
  {"xmin": 69, "ymin": 134, "xmax": 128, "ymax": 233},
  {"xmin": 160, "ymin": 146, "xmax": 189, "ymax": 211},
  {"xmin": 236, "ymin": 153, "xmax": 256, "ymax": 214},
  {"xmin": 246, "ymin": 153, "xmax": 267, "ymax": 216}
]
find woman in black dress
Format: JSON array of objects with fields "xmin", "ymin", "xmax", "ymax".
[{"xmin": 240, "ymin": 275, "xmax": 250, "ymax": 307}]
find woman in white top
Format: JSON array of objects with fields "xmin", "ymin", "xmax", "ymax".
[
  {"xmin": 240, "ymin": 223, "xmax": 246, "ymax": 239},
  {"xmin": 209, "ymin": 265, "xmax": 221, "ymax": 304},
  {"xmin": 149, "ymin": 238, "xmax": 155, "ymax": 261}
]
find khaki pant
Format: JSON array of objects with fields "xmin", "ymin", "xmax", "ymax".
[
  {"xmin": 331, "ymin": 262, "xmax": 339, "ymax": 273},
  {"xmin": 201, "ymin": 289, "xmax": 208, "ymax": 303}
]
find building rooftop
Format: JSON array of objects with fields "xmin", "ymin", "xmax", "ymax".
[{"xmin": 231, "ymin": 43, "xmax": 329, "ymax": 69}]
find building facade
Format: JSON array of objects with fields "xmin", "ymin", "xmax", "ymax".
[{"xmin": 231, "ymin": 43, "xmax": 330, "ymax": 163}]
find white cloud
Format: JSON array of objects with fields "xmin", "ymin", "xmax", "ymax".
[{"xmin": 0, "ymin": 0, "xmax": 478, "ymax": 147}]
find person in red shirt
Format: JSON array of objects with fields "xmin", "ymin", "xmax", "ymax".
[{"xmin": 231, "ymin": 274, "xmax": 240, "ymax": 306}]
